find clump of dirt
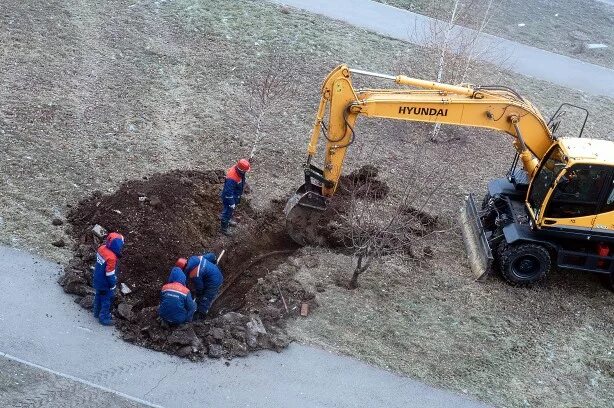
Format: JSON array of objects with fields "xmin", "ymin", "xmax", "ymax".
[{"xmin": 60, "ymin": 169, "xmax": 308, "ymax": 359}]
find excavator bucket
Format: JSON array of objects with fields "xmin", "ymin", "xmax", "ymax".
[
  {"xmin": 459, "ymin": 194, "xmax": 494, "ymax": 281},
  {"xmin": 284, "ymin": 184, "xmax": 327, "ymax": 246}
]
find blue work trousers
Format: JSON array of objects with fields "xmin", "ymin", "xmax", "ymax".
[
  {"xmin": 93, "ymin": 289, "xmax": 114, "ymax": 324},
  {"xmin": 196, "ymin": 285, "xmax": 221, "ymax": 314},
  {"xmin": 220, "ymin": 203, "xmax": 235, "ymax": 228}
]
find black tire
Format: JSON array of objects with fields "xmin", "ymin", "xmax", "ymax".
[{"xmin": 500, "ymin": 243, "xmax": 551, "ymax": 286}]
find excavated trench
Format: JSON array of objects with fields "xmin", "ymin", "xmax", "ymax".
[{"xmin": 59, "ymin": 167, "xmax": 433, "ymax": 359}]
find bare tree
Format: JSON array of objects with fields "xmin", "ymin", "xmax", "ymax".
[
  {"xmin": 335, "ymin": 166, "xmax": 424, "ymax": 289},
  {"xmin": 243, "ymin": 52, "xmax": 297, "ymax": 160},
  {"xmin": 407, "ymin": 0, "xmax": 504, "ymax": 142}
]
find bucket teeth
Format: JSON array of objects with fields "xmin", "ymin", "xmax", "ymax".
[{"xmin": 459, "ymin": 194, "xmax": 494, "ymax": 281}]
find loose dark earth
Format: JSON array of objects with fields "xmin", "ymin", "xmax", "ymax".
[{"xmin": 58, "ymin": 167, "xmax": 409, "ymax": 359}]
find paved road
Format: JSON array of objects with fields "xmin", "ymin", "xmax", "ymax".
[
  {"xmin": 267, "ymin": 0, "xmax": 614, "ymax": 98},
  {"xmin": 0, "ymin": 246, "xmax": 489, "ymax": 408},
  {"xmin": 0, "ymin": 357, "xmax": 146, "ymax": 408}
]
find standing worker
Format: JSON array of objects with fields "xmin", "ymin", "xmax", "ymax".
[
  {"xmin": 158, "ymin": 266, "xmax": 197, "ymax": 325},
  {"xmin": 93, "ymin": 232, "xmax": 124, "ymax": 326},
  {"xmin": 220, "ymin": 158, "xmax": 251, "ymax": 235},
  {"xmin": 184, "ymin": 252, "xmax": 223, "ymax": 319}
]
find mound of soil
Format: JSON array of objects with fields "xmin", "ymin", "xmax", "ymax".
[{"xmin": 60, "ymin": 169, "xmax": 308, "ymax": 359}]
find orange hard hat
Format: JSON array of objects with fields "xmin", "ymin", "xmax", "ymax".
[
  {"xmin": 175, "ymin": 257, "xmax": 187, "ymax": 270},
  {"xmin": 236, "ymin": 158, "xmax": 251, "ymax": 172}
]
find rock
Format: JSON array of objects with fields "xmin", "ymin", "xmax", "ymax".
[
  {"xmin": 138, "ymin": 306, "xmax": 158, "ymax": 322},
  {"xmin": 228, "ymin": 339, "xmax": 248, "ymax": 357},
  {"xmin": 260, "ymin": 306, "xmax": 281, "ymax": 322},
  {"xmin": 303, "ymin": 255, "xmax": 320, "ymax": 268},
  {"xmin": 120, "ymin": 283, "xmax": 132, "ymax": 295},
  {"xmin": 208, "ymin": 344, "xmax": 223, "ymax": 358},
  {"xmin": 192, "ymin": 321, "xmax": 210, "ymax": 338},
  {"xmin": 176, "ymin": 345, "xmax": 193, "ymax": 357},
  {"xmin": 149, "ymin": 195, "xmax": 161, "ymax": 207},
  {"xmin": 246, "ymin": 334, "xmax": 258, "ymax": 349},
  {"xmin": 167, "ymin": 325, "xmax": 201, "ymax": 347},
  {"xmin": 231, "ymin": 329, "xmax": 246, "ymax": 343},
  {"xmin": 211, "ymin": 327, "xmax": 225, "ymax": 341},
  {"xmin": 221, "ymin": 311, "xmax": 247, "ymax": 325},
  {"xmin": 117, "ymin": 303, "xmax": 136, "ymax": 321},
  {"xmin": 52, "ymin": 239, "xmax": 66, "ymax": 248},
  {"xmin": 246, "ymin": 316, "xmax": 267, "ymax": 336},
  {"xmin": 270, "ymin": 332, "xmax": 292, "ymax": 352},
  {"xmin": 79, "ymin": 295, "xmax": 94, "ymax": 310},
  {"xmin": 65, "ymin": 282, "xmax": 94, "ymax": 297},
  {"xmin": 121, "ymin": 331, "xmax": 137, "ymax": 343},
  {"xmin": 52, "ymin": 218, "xmax": 64, "ymax": 226}
]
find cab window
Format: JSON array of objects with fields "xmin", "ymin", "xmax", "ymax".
[
  {"xmin": 545, "ymin": 165, "xmax": 610, "ymax": 219},
  {"xmin": 604, "ymin": 179, "xmax": 614, "ymax": 213}
]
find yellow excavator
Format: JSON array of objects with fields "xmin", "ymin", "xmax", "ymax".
[{"xmin": 285, "ymin": 64, "xmax": 614, "ymax": 286}]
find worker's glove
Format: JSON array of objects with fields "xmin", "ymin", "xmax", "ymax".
[{"xmin": 229, "ymin": 204, "xmax": 236, "ymax": 209}]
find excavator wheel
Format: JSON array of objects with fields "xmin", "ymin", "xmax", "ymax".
[
  {"xmin": 499, "ymin": 242, "xmax": 551, "ymax": 286},
  {"xmin": 284, "ymin": 189, "xmax": 327, "ymax": 246}
]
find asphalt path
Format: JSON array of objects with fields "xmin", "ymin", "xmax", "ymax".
[
  {"xmin": 0, "ymin": 246, "xmax": 489, "ymax": 407},
  {"xmin": 267, "ymin": 0, "xmax": 614, "ymax": 97}
]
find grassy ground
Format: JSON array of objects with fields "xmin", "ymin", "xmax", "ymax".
[
  {"xmin": 1, "ymin": 0, "xmax": 613, "ymax": 406},
  {"xmin": 377, "ymin": 0, "xmax": 614, "ymax": 68}
]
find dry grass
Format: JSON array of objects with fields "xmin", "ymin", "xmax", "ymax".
[{"xmin": 1, "ymin": 0, "xmax": 613, "ymax": 406}]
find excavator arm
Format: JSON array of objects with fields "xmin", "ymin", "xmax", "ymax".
[
  {"xmin": 286, "ymin": 65, "xmax": 555, "ymax": 245},
  {"xmin": 307, "ymin": 65, "xmax": 553, "ymax": 196}
]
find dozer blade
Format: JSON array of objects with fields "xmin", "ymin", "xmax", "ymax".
[
  {"xmin": 284, "ymin": 185, "xmax": 327, "ymax": 246},
  {"xmin": 459, "ymin": 193, "xmax": 494, "ymax": 281}
]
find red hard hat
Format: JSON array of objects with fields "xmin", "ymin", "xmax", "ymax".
[
  {"xmin": 236, "ymin": 158, "xmax": 251, "ymax": 172},
  {"xmin": 175, "ymin": 258, "xmax": 187, "ymax": 270}
]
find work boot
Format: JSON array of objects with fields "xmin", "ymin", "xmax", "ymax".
[
  {"xmin": 221, "ymin": 220, "xmax": 233, "ymax": 236},
  {"xmin": 228, "ymin": 219, "xmax": 238, "ymax": 227},
  {"xmin": 99, "ymin": 318, "xmax": 114, "ymax": 326},
  {"xmin": 221, "ymin": 227, "xmax": 234, "ymax": 236}
]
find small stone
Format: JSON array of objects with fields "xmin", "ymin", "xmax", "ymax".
[
  {"xmin": 246, "ymin": 316, "xmax": 267, "ymax": 335},
  {"xmin": 149, "ymin": 195, "xmax": 161, "ymax": 207},
  {"xmin": 208, "ymin": 344, "xmax": 223, "ymax": 358},
  {"xmin": 51, "ymin": 218, "xmax": 64, "ymax": 226},
  {"xmin": 120, "ymin": 283, "xmax": 132, "ymax": 295},
  {"xmin": 167, "ymin": 325, "xmax": 201, "ymax": 347},
  {"xmin": 117, "ymin": 303, "xmax": 136, "ymax": 321},
  {"xmin": 246, "ymin": 334, "xmax": 258, "ymax": 349},
  {"xmin": 79, "ymin": 295, "xmax": 94, "ymax": 310},
  {"xmin": 211, "ymin": 327, "xmax": 225, "ymax": 341},
  {"xmin": 221, "ymin": 312, "xmax": 247, "ymax": 325},
  {"xmin": 52, "ymin": 239, "xmax": 66, "ymax": 248},
  {"xmin": 176, "ymin": 345, "xmax": 193, "ymax": 357}
]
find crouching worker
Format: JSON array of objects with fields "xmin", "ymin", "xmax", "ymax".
[
  {"xmin": 93, "ymin": 232, "xmax": 124, "ymax": 326},
  {"xmin": 158, "ymin": 267, "xmax": 196, "ymax": 325},
  {"xmin": 185, "ymin": 253, "xmax": 223, "ymax": 318}
]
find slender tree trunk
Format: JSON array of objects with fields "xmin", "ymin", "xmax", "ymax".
[{"xmin": 431, "ymin": 0, "xmax": 460, "ymax": 141}]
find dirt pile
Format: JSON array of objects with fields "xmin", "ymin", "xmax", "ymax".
[
  {"xmin": 58, "ymin": 166, "xmax": 425, "ymax": 359},
  {"xmin": 60, "ymin": 169, "xmax": 309, "ymax": 359}
]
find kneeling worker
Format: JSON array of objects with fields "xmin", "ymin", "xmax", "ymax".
[
  {"xmin": 184, "ymin": 252, "xmax": 223, "ymax": 318},
  {"xmin": 158, "ymin": 266, "xmax": 197, "ymax": 325}
]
